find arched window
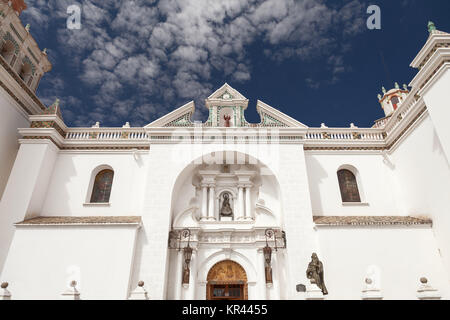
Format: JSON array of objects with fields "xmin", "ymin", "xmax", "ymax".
[
  {"xmin": 1, "ymin": 40, "xmax": 14, "ymax": 59},
  {"xmin": 90, "ymin": 169, "xmax": 114, "ymax": 203},
  {"xmin": 1, "ymin": 40, "xmax": 17, "ymax": 66},
  {"xmin": 19, "ymin": 62, "xmax": 33, "ymax": 85},
  {"xmin": 337, "ymin": 169, "xmax": 361, "ymax": 202}
]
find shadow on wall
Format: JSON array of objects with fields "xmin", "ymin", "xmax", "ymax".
[
  {"xmin": 42, "ymin": 156, "xmax": 78, "ymax": 216},
  {"xmin": 304, "ymin": 156, "xmax": 329, "ymax": 215},
  {"xmin": 128, "ymin": 223, "xmax": 149, "ymax": 298},
  {"xmin": 432, "ymin": 128, "xmax": 449, "ymax": 167}
]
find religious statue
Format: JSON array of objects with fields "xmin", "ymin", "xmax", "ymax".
[
  {"xmin": 306, "ymin": 253, "xmax": 328, "ymax": 295},
  {"xmin": 223, "ymin": 114, "xmax": 231, "ymax": 127},
  {"xmin": 220, "ymin": 193, "xmax": 233, "ymax": 217},
  {"xmin": 182, "ymin": 263, "xmax": 190, "ymax": 285}
]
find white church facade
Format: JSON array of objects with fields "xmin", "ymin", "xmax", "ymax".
[{"xmin": 0, "ymin": 2, "xmax": 450, "ymax": 300}]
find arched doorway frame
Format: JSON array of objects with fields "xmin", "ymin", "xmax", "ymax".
[
  {"xmin": 197, "ymin": 249, "xmax": 257, "ymax": 300},
  {"xmin": 206, "ymin": 260, "xmax": 248, "ymax": 300}
]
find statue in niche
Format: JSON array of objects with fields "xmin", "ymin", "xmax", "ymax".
[
  {"xmin": 306, "ymin": 253, "xmax": 328, "ymax": 295},
  {"xmin": 220, "ymin": 193, "xmax": 233, "ymax": 217},
  {"xmin": 223, "ymin": 114, "xmax": 231, "ymax": 127}
]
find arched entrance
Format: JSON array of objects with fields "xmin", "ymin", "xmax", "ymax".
[{"xmin": 206, "ymin": 260, "xmax": 248, "ymax": 300}]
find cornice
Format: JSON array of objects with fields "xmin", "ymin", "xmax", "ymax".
[
  {"xmin": 409, "ymin": 48, "xmax": 450, "ymax": 91},
  {"xmin": 145, "ymin": 101, "xmax": 195, "ymax": 128},
  {"xmin": 410, "ymin": 34, "xmax": 450, "ymax": 69},
  {"xmin": 18, "ymin": 95, "xmax": 428, "ymax": 151},
  {"xmin": 417, "ymin": 62, "xmax": 450, "ymax": 97}
]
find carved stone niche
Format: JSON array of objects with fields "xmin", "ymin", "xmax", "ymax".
[
  {"xmin": 195, "ymin": 164, "xmax": 259, "ymax": 222},
  {"xmin": 217, "ymin": 190, "xmax": 236, "ymax": 221}
]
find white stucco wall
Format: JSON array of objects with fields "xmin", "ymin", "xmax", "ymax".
[
  {"xmin": 40, "ymin": 151, "xmax": 149, "ymax": 217},
  {"xmin": 390, "ymin": 114, "xmax": 450, "ymax": 275},
  {"xmin": 0, "ymin": 141, "xmax": 59, "ymax": 272},
  {"xmin": 0, "ymin": 225, "xmax": 138, "ymax": 300},
  {"xmin": 0, "ymin": 88, "xmax": 29, "ymax": 201},
  {"xmin": 421, "ymin": 67, "xmax": 450, "ymax": 163},
  {"xmin": 317, "ymin": 226, "xmax": 450, "ymax": 300},
  {"xmin": 305, "ymin": 152, "xmax": 399, "ymax": 216}
]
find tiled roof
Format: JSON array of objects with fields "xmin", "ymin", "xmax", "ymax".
[
  {"xmin": 313, "ymin": 216, "xmax": 432, "ymax": 226},
  {"xmin": 15, "ymin": 216, "xmax": 142, "ymax": 225}
]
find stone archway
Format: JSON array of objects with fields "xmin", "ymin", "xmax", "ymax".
[{"xmin": 206, "ymin": 260, "xmax": 248, "ymax": 300}]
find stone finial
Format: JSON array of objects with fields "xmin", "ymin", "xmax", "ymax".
[
  {"xmin": 128, "ymin": 280, "xmax": 149, "ymax": 300},
  {"xmin": 25, "ymin": 24, "xmax": 30, "ymax": 32},
  {"xmin": 350, "ymin": 123, "xmax": 358, "ymax": 129},
  {"xmin": 61, "ymin": 280, "xmax": 80, "ymax": 300},
  {"xmin": 428, "ymin": 21, "xmax": 436, "ymax": 34},
  {"xmin": 122, "ymin": 122, "xmax": 130, "ymax": 128},
  {"xmin": 52, "ymin": 98, "xmax": 60, "ymax": 107},
  {"xmin": 42, "ymin": 48, "xmax": 47, "ymax": 55},
  {"xmin": 394, "ymin": 82, "xmax": 400, "ymax": 89},
  {"xmin": 0, "ymin": 282, "xmax": 11, "ymax": 300},
  {"xmin": 417, "ymin": 277, "xmax": 441, "ymax": 300},
  {"xmin": 382, "ymin": 86, "xmax": 386, "ymax": 94},
  {"xmin": 403, "ymin": 84, "xmax": 408, "ymax": 91},
  {"xmin": 377, "ymin": 94, "xmax": 382, "ymax": 100},
  {"xmin": 92, "ymin": 122, "xmax": 100, "ymax": 128},
  {"xmin": 361, "ymin": 277, "xmax": 382, "ymax": 300},
  {"xmin": 320, "ymin": 123, "xmax": 328, "ymax": 128}
]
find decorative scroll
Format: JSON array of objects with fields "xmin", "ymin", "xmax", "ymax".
[
  {"xmin": 164, "ymin": 113, "xmax": 193, "ymax": 127},
  {"xmin": 261, "ymin": 112, "xmax": 288, "ymax": 127}
]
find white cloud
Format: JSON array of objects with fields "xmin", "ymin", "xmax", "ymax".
[{"xmin": 22, "ymin": 0, "xmax": 368, "ymax": 126}]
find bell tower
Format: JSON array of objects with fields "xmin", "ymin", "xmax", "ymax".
[
  {"xmin": 204, "ymin": 83, "xmax": 249, "ymax": 127},
  {"xmin": 0, "ymin": 0, "xmax": 52, "ymax": 200},
  {"xmin": 0, "ymin": 0, "xmax": 52, "ymax": 92},
  {"xmin": 377, "ymin": 82, "xmax": 410, "ymax": 117}
]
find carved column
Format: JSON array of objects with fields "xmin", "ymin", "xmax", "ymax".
[
  {"xmin": 245, "ymin": 186, "xmax": 253, "ymax": 220},
  {"xmin": 257, "ymin": 249, "xmax": 267, "ymax": 300},
  {"xmin": 174, "ymin": 250, "xmax": 183, "ymax": 299},
  {"xmin": 238, "ymin": 186, "xmax": 245, "ymax": 220},
  {"xmin": 208, "ymin": 185, "xmax": 215, "ymax": 220},
  {"xmin": 201, "ymin": 184, "xmax": 208, "ymax": 221}
]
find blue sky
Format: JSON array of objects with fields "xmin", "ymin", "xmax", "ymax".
[{"xmin": 21, "ymin": 0, "xmax": 450, "ymax": 128}]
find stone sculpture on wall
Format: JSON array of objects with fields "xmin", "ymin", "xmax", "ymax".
[
  {"xmin": 306, "ymin": 253, "xmax": 328, "ymax": 295},
  {"xmin": 220, "ymin": 193, "xmax": 233, "ymax": 217}
]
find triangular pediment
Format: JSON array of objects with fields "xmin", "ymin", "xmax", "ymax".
[
  {"xmin": 145, "ymin": 101, "xmax": 195, "ymax": 128},
  {"xmin": 256, "ymin": 100, "xmax": 308, "ymax": 128},
  {"xmin": 207, "ymin": 83, "xmax": 247, "ymax": 101}
]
